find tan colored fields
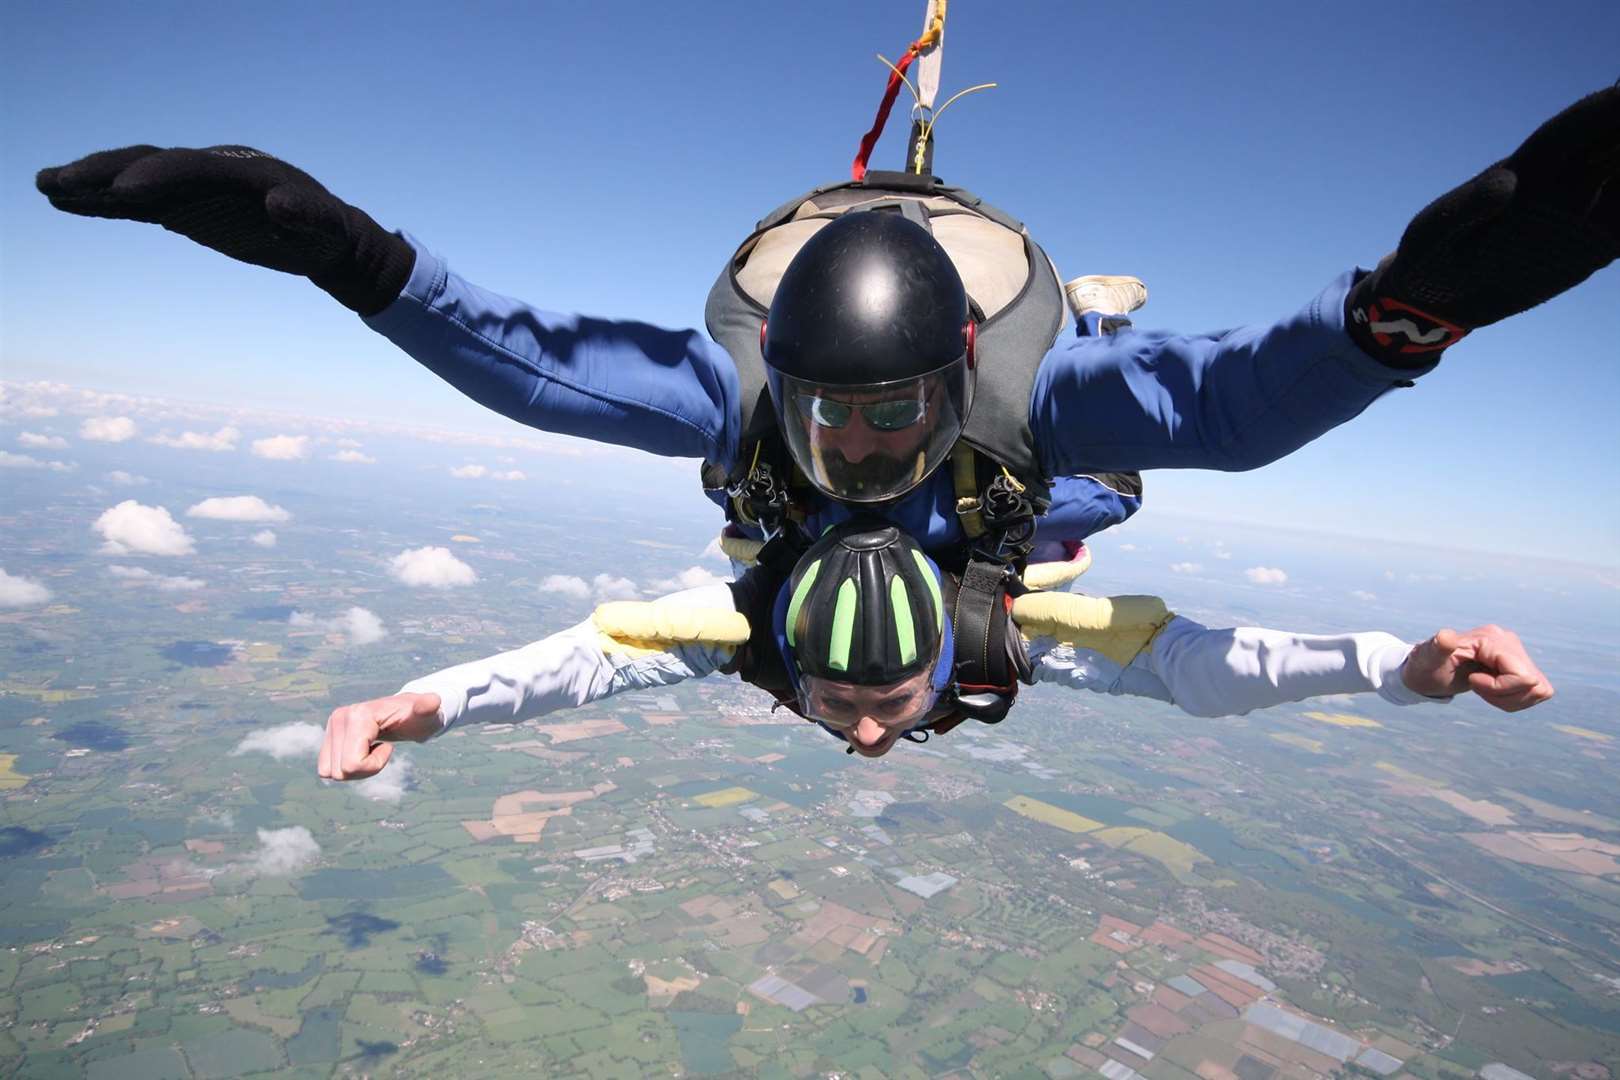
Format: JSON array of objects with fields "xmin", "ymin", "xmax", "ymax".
[
  {"xmin": 1464, "ymin": 830, "xmax": 1620, "ymax": 876},
  {"xmin": 1422, "ymin": 788, "xmax": 1517, "ymax": 826},
  {"xmin": 1303, "ymin": 710, "xmax": 1382, "ymax": 728},
  {"xmin": 1553, "ymin": 724, "xmax": 1613, "ymax": 743},
  {"xmin": 789, "ymin": 900, "xmax": 895, "ymax": 959},
  {"xmin": 535, "ymin": 717, "xmax": 628, "ymax": 743},
  {"xmin": 463, "ymin": 784, "xmax": 613, "ymax": 843},
  {"xmin": 644, "ymin": 974, "xmax": 701, "ymax": 1002},
  {"xmin": 450, "ymin": 534, "xmax": 480, "ymax": 543},
  {"xmin": 692, "ymin": 786, "xmax": 758, "ymax": 808},
  {"xmin": 1498, "ymin": 790, "xmax": 1620, "ymax": 830},
  {"xmin": 1449, "ymin": 958, "xmax": 1529, "ymax": 976},
  {"xmin": 1004, "ymin": 795, "xmax": 1102, "ymax": 833}
]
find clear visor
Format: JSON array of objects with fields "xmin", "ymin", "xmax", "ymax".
[
  {"xmin": 798, "ymin": 666, "xmax": 941, "ymax": 733},
  {"xmin": 769, "ymin": 360, "xmax": 968, "ymax": 504}
]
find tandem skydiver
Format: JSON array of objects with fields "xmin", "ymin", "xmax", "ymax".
[
  {"xmin": 315, "ymin": 520, "xmax": 1554, "ymax": 772},
  {"xmin": 36, "ymin": 88, "xmax": 1620, "ymax": 573}
]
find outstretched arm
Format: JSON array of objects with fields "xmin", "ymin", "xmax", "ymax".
[
  {"xmin": 1031, "ymin": 274, "xmax": 1429, "ymax": 476},
  {"xmin": 1032, "ymin": 87, "xmax": 1618, "ymax": 478},
  {"xmin": 37, "ymin": 145, "xmax": 741, "ymax": 468},
  {"xmin": 1028, "ymin": 615, "xmax": 1552, "ymax": 718},
  {"xmin": 365, "ymin": 237, "xmax": 741, "ymax": 465},
  {"xmin": 317, "ymin": 585, "xmax": 741, "ymax": 781}
]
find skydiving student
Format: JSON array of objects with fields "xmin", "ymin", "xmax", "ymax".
[
  {"xmin": 315, "ymin": 521, "xmax": 1553, "ymax": 773},
  {"xmin": 36, "ymin": 88, "xmax": 1620, "ymax": 570}
]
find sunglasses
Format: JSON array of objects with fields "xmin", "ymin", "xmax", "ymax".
[{"xmin": 798, "ymin": 394, "xmax": 927, "ymax": 432}]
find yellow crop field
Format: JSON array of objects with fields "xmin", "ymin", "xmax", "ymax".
[
  {"xmin": 1270, "ymin": 733, "xmax": 1325, "ymax": 753},
  {"xmin": 1302, "ymin": 710, "xmax": 1382, "ymax": 729},
  {"xmin": 1553, "ymin": 724, "xmax": 1613, "ymax": 743},
  {"xmin": 1004, "ymin": 796, "xmax": 1102, "ymax": 833},
  {"xmin": 0, "ymin": 753, "xmax": 28, "ymax": 790},
  {"xmin": 0, "ymin": 685, "xmax": 93, "ymax": 703},
  {"xmin": 693, "ymin": 786, "xmax": 759, "ymax": 808},
  {"xmin": 1092, "ymin": 826, "xmax": 1207, "ymax": 877}
]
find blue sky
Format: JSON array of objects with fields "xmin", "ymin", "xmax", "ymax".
[{"xmin": 2, "ymin": 1, "xmax": 1617, "ymax": 565}]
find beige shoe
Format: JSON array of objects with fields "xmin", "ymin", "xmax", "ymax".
[{"xmin": 1063, "ymin": 274, "xmax": 1148, "ymax": 319}]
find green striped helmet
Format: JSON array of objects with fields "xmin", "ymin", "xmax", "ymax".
[{"xmin": 781, "ymin": 520, "xmax": 946, "ymax": 686}]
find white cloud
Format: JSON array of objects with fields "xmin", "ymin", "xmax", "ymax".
[
  {"xmin": 335, "ymin": 438, "xmax": 362, "ymax": 448},
  {"xmin": 353, "ymin": 754, "xmax": 414, "ymax": 803},
  {"xmin": 1169, "ymin": 562, "xmax": 1202, "ymax": 574},
  {"xmin": 93, "ymin": 501, "xmax": 196, "ymax": 556},
  {"xmin": 150, "ymin": 425, "xmax": 239, "ymax": 452},
  {"xmin": 250, "ymin": 530, "xmax": 277, "ymax": 548},
  {"xmin": 540, "ymin": 574, "xmax": 591, "ymax": 600},
  {"xmin": 186, "ymin": 495, "xmax": 291, "ymax": 523},
  {"xmin": 701, "ymin": 536, "xmax": 727, "ymax": 562},
  {"xmin": 650, "ymin": 566, "xmax": 728, "ymax": 594},
  {"xmin": 390, "ymin": 546, "xmax": 476, "ymax": 588},
  {"xmin": 0, "ymin": 450, "xmax": 74, "ymax": 471},
  {"xmin": 80, "ymin": 416, "xmax": 137, "ymax": 442},
  {"xmin": 287, "ymin": 607, "xmax": 385, "ymax": 645},
  {"xmin": 1117, "ymin": 543, "xmax": 1137, "ymax": 552},
  {"xmin": 592, "ymin": 573, "xmax": 641, "ymax": 601},
  {"xmin": 1214, "ymin": 550, "xmax": 1234, "ymax": 560},
  {"xmin": 1350, "ymin": 589, "xmax": 1377, "ymax": 602},
  {"xmin": 342, "ymin": 607, "xmax": 386, "ymax": 645},
  {"xmin": 493, "ymin": 470, "xmax": 526, "ymax": 481},
  {"xmin": 108, "ymin": 564, "xmax": 206, "ymax": 591},
  {"xmin": 449, "ymin": 464, "xmax": 488, "ymax": 479},
  {"xmin": 0, "ymin": 569, "xmax": 52, "ymax": 608},
  {"xmin": 251, "ymin": 434, "xmax": 310, "ymax": 461},
  {"xmin": 232, "ymin": 722, "xmax": 324, "ymax": 760},
  {"xmin": 17, "ymin": 432, "xmax": 67, "ymax": 449},
  {"xmin": 331, "ymin": 449, "xmax": 376, "ymax": 464},
  {"xmin": 250, "ymin": 826, "xmax": 320, "ymax": 876},
  {"xmin": 106, "ymin": 470, "xmax": 149, "ymax": 486},
  {"xmin": 1244, "ymin": 566, "xmax": 1289, "ymax": 586}
]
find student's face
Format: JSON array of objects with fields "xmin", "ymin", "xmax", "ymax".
[{"xmin": 801, "ymin": 667, "xmax": 939, "ymax": 758}]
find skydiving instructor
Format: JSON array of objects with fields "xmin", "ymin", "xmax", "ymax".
[{"xmin": 35, "ymin": 87, "xmax": 1620, "ymax": 559}]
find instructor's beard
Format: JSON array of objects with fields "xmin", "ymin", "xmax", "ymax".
[{"xmin": 809, "ymin": 445, "xmax": 929, "ymax": 499}]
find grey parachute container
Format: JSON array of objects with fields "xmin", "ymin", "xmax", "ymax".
[{"xmin": 703, "ymin": 172, "xmax": 1066, "ymax": 486}]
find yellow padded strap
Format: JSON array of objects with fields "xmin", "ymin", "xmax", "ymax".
[
  {"xmin": 1010, "ymin": 592, "xmax": 1173, "ymax": 667},
  {"xmin": 591, "ymin": 600, "xmax": 751, "ymax": 658},
  {"xmin": 718, "ymin": 532, "xmax": 765, "ymax": 566},
  {"xmin": 1020, "ymin": 546, "xmax": 1093, "ymax": 591}
]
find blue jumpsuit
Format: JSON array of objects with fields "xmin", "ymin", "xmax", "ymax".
[{"xmin": 365, "ymin": 235, "xmax": 1430, "ymax": 551}]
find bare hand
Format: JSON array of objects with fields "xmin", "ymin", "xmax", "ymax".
[
  {"xmin": 317, "ymin": 692, "xmax": 443, "ymax": 782},
  {"xmin": 1403, "ymin": 625, "xmax": 1554, "ymax": 712}
]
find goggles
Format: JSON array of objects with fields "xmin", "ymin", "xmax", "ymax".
[{"xmin": 797, "ymin": 394, "xmax": 928, "ymax": 432}]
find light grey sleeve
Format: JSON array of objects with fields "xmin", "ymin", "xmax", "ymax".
[{"xmin": 398, "ymin": 585, "xmax": 739, "ymax": 732}]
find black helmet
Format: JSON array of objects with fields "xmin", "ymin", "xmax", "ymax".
[
  {"xmin": 763, "ymin": 212, "xmax": 974, "ymax": 504},
  {"xmin": 774, "ymin": 520, "xmax": 955, "ymax": 730}
]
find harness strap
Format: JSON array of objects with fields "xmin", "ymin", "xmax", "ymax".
[{"xmin": 942, "ymin": 559, "xmax": 1028, "ymax": 725}]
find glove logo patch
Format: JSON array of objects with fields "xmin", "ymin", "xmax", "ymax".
[{"xmin": 1353, "ymin": 297, "xmax": 1469, "ymax": 355}]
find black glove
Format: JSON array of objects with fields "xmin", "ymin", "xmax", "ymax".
[
  {"xmin": 1346, "ymin": 86, "xmax": 1619, "ymax": 366},
  {"xmin": 36, "ymin": 145, "xmax": 415, "ymax": 317}
]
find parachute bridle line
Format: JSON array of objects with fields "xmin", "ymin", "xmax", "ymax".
[{"xmin": 851, "ymin": 1, "xmax": 946, "ymax": 181}]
